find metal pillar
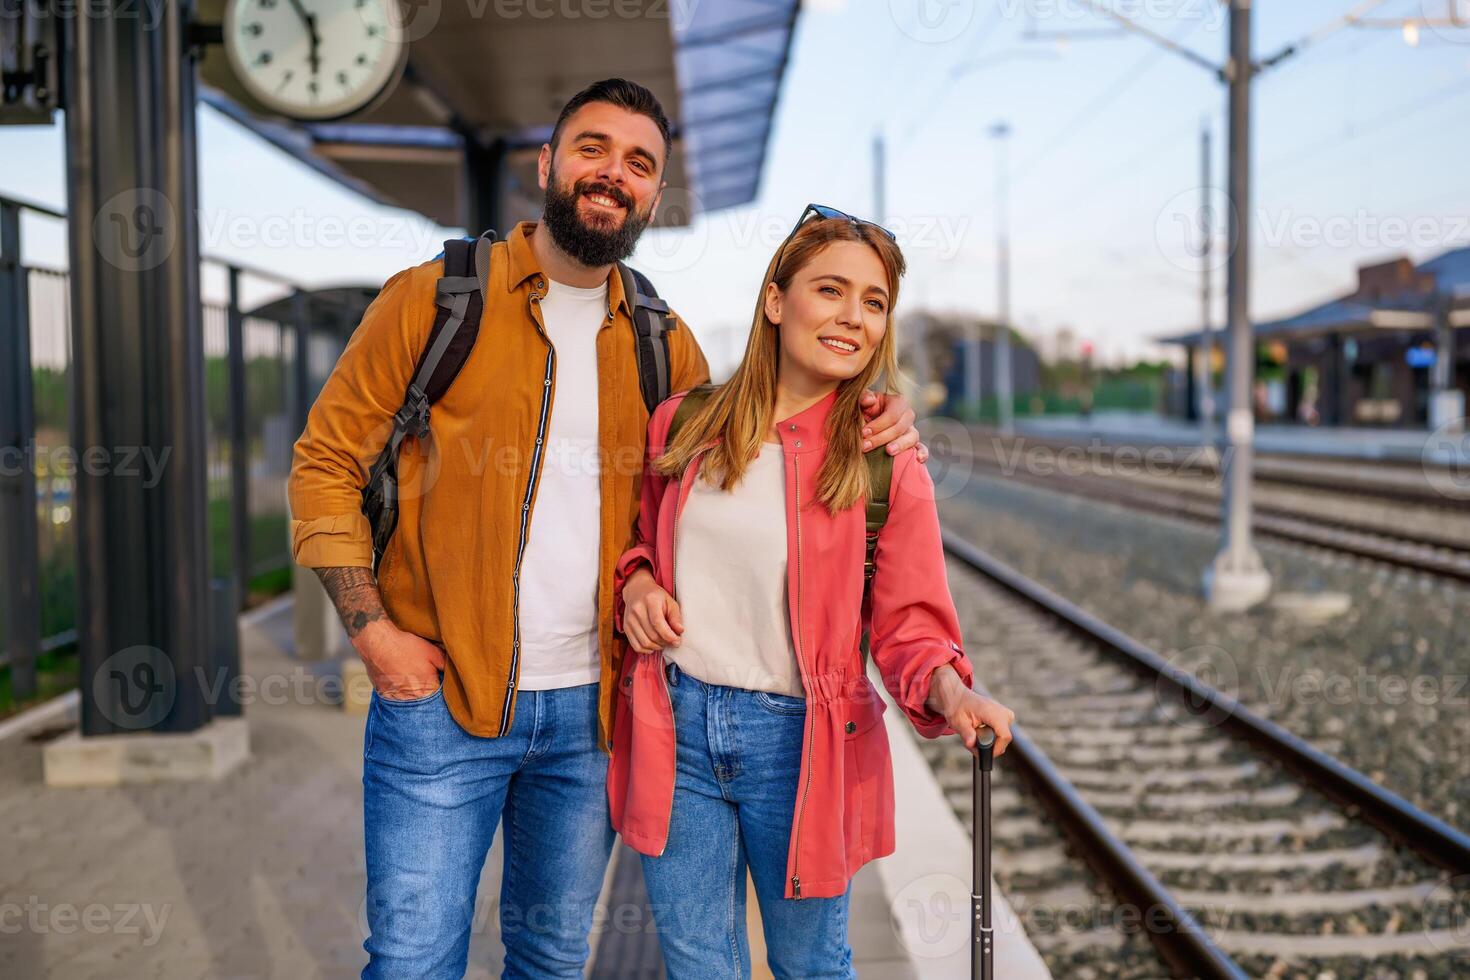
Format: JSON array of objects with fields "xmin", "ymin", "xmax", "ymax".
[
  {"xmin": 1184, "ymin": 345, "xmax": 1198, "ymax": 422},
  {"xmin": 291, "ymin": 288, "xmax": 310, "ymax": 439},
  {"xmin": 1204, "ymin": 0, "xmax": 1271, "ymax": 611},
  {"xmin": 0, "ymin": 198, "xmax": 41, "ymax": 700},
  {"xmin": 63, "ymin": 0, "xmax": 215, "ymax": 734},
  {"xmin": 464, "ymin": 136, "xmax": 508, "ymax": 235},
  {"xmin": 992, "ymin": 123, "xmax": 1013, "ymax": 435},
  {"xmin": 1198, "ymin": 121, "xmax": 1217, "ymax": 446},
  {"xmin": 226, "ymin": 266, "xmax": 250, "ymax": 608},
  {"xmin": 1430, "ymin": 294, "xmax": 1464, "ymax": 432}
]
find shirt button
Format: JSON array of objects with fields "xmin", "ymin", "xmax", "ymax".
[
  {"xmin": 535, "ymin": 278, "xmax": 545, "ymax": 289},
  {"xmin": 845, "ymin": 721, "xmax": 857, "ymax": 734},
  {"xmin": 795, "ymin": 441, "xmax": 802, "ymax": 448},
  {"xmin": 544, "ymin": 379, "xmax": 551, "ymax": 386},
  {"xmin": 788, "ymin": 424, "xmax": 796, "ymax": 431}
]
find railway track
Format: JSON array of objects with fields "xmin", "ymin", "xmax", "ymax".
[
  {"xmin": 946, "ymin": 445, "xmax": 1470, "ymax": 585},
  {"xmin": 919, "ymin": 534, "xmax": 1470, "ymax": 978},
  {"xmin": 970, "ymin": 430, "xmax": 1468, "ymax": 509}
]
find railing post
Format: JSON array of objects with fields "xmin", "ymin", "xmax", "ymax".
[
  {"xmin": 0, "ymin": 198, "xmax": 42, "ymax": 701},
  {"xmin": 292, "ymin": 289, "xmax": 311, "ymax": 439},
  {"xmin": 227, "ymin": 266, "xmax": 250, "ymax": 609}
]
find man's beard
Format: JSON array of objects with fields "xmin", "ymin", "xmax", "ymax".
[{"xmin": 541, "ymin": 166, "xmax": 652, "ymax": 268}]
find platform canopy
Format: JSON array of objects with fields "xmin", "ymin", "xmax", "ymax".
[
  {"xmin": 195, "ymin": 0, "xmax": 800, "ymax": 230},
  {"xmin": 1158, "ymin": 245, "xmax": 1470, "ymax": 347}
]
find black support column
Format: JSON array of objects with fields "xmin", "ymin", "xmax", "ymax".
[
  {"xmin": 63, "ymin": 0, "xmax": 214, "ymax": 734},
  {"xmin": 0, "ymin": 199, "xmax": 41, "ymax": 700}
]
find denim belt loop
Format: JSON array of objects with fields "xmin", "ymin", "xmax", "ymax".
[{"xmin": 665, "ymin": 659, "xmax": 680, "ymax": 686}]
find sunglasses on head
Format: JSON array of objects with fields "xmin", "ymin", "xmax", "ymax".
[{"xmin": 772, "ymin": 203, "xmax": 896, "ymax": 277}]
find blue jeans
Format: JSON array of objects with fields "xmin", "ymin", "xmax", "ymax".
[
  {"xmin": 640, "ymin": 660, "xmax": 855, "ymax": 980},
  {"xmin": 360, "ymin": 679, "xmax": 614, "ymax": 979}
]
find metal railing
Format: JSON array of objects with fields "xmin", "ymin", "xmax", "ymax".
[{"xmin": 0, "ymin": 192, "xmax": 368, "ymax": 705}]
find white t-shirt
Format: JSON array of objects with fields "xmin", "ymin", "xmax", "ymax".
[
  {"xmin": 515, "ymin": 278, "xmax": 608, "ymax": 690},
  {"xmin": 666, "ymin": 442, "xmax": 803, "ymax": 698}
]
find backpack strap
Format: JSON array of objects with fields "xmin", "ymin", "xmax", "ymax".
[
  {"xmin": 620, "ymin": 262, "xmax": 678, "ymax": 415},
  {"xmin": 665, "ymin": 383, "xmax": 718, "ymax": 446},
  {"xmin": 362, "ymin": 230, "xmax": 494, "ymax": 571},
  {"xmin": 862, "ymin": 447, "xmax": 894, "ymax": 587}
]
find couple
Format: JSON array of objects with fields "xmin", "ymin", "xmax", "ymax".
[{"xmin": 288, "ymin": 77, "xmax": 1015, "ymax": 980}]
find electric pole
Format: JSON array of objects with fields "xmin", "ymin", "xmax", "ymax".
[
  {"xmin": 1198, "ymin": 120, "xmax": 1217, "ymax": 451},
  {"xmin": 992, "ymin": 122, "xmax": 1013, "ymax": 435},
  {"xmin": 1205, "ymin": 0, "xmax": 1271, "ymax": 610}
]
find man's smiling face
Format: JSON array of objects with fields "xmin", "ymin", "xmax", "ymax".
[{"xmin": 538, "ymin": 101, "xmax": 666, "ymax": 267}]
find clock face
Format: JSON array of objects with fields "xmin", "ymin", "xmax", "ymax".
[{"xmin": 223, "ymin": 0, "xmax": 407, "ymax": 122}]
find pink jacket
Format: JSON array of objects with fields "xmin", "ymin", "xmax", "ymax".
[{"xmin": 609, "ymin": 387, "xmax": 975, "ymax": 900}]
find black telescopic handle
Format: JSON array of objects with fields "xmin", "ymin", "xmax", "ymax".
[{"xmin": 973, "ymin": 727, "xmax": 995, "ymax": 980}]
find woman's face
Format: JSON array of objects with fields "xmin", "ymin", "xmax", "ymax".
[{"xmin": 765, "ymin": 240, "xmax": 890, "ymax": 386}]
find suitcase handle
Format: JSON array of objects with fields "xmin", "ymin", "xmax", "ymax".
[{"xmin": 973, "ymin": 727, "xmax": 995, "ymax": 980}]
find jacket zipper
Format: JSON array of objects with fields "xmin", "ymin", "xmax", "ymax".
[
  {"xmin": 789, "ymin": 451, "xmax": 815, "ymax": 899},
  {"xmin": 500, "ymin": 293, "xmax": 556, "ymax": 735}
]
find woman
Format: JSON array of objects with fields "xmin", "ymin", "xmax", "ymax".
[{"xmin": 608, "ymin": 205, "xmax": 1016, "ymax": 979}]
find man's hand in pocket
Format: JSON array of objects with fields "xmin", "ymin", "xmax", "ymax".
[{"xmin": 354, "ymin": 621, "xmax": 446, "ymax": 700}]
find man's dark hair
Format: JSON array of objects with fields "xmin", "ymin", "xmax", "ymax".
[{"xmin": 550, "ymin": 78, "xmax": 674, "ymax": 168}]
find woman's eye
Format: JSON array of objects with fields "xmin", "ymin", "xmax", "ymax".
[
  {"xmin": 867, "ymin": 300, "xmax": 886, "ymax": 312},
  {"xmin": 819, "ymin": 285, "xmax": 840, "ymax": 296}
]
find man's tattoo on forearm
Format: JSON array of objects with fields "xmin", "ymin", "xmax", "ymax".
[{"xmin": 316, "ymin": 566, "xmax": 387, "ymax": 638}]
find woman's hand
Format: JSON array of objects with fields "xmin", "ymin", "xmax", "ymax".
[
  {"xmin": 621, "ymin": 567, "xmax": 684, "ymax": 655},
  {"xmin": 927, "ymin": 664, "xmax": 1015, "ymax": 758}
]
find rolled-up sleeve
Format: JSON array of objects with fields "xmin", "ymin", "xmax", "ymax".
[
  {"xmin": 287, "ymin": 262, "xmax": 435, "ymax": 569},
  {"xmin": 864, "ymin": 448, "xmax": 975, "ymax": 737}
]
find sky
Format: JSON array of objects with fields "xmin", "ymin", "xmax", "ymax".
[{"xmin": 4, "ymin": 0, "xmax": 1470, "ymax": 371}]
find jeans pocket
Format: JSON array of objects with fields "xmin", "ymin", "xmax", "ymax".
[
  {"xmin": 753, "ymin": 690, "xmax": 807, "ymax": 716},
  {"xmin": 373, "ymin": 674, "xmax": 445, "ymax": 708}
]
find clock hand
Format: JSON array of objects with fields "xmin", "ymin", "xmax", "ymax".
[
  {"xmin": 286, "ymin": 0, "xmax": 322, "ymax": 75},
  {"xmin": 306, "ymin": 14, "xmax": 321, "ymax": 76}
]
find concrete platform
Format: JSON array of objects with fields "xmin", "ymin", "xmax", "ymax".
[
  {"xmin": 1011, "ymin": 411, "xmax": 1470, "ymax": 466},
  {"xmin": 42, "ymin": 715, "xmax": 250, "ymax": 787},
  {"xmin": 1, "ymin": 597, "xmax": 1051, "ymax": 978}
]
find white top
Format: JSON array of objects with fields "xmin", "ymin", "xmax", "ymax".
[
  {"xmin": 516, "ymin": 278, "xmax": 608, "ymax": 690},
  {"xmin": 666, "ymin": 442, "xmax": 804, "ymax": 698}
]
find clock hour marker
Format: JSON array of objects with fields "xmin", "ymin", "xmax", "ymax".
[
  {"xmin": 277, "ymin": 70, "xmax": 294, "ymax": 91},
  {"xmin": 356, "ymin": 54, "xmax": 367, "ymax": 65},
  {"xmin": 245, "ymin": 22, "xmax": 263, "ymax": 36},
  {"xmin": 255, "ymin": 50, "xmax": 272, "ymax": 65}
]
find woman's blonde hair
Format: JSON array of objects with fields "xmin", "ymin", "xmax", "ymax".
[{"xmin": 653, "ymin": 216, "xmax": 907, "ymax": 513}]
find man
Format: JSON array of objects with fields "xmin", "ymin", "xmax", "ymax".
[{"xmin": 288, "ymin": 78, "xmax": 923, "ymax": 979}]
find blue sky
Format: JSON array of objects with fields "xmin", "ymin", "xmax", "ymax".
[{"xmin": 5, "ymin": 0, "xmax": 1470, "ymax": 369}]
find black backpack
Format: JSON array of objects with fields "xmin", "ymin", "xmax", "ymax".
[{"xmin": 361, "ymin": 230, "xmax": 679, "ymax": 573}]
